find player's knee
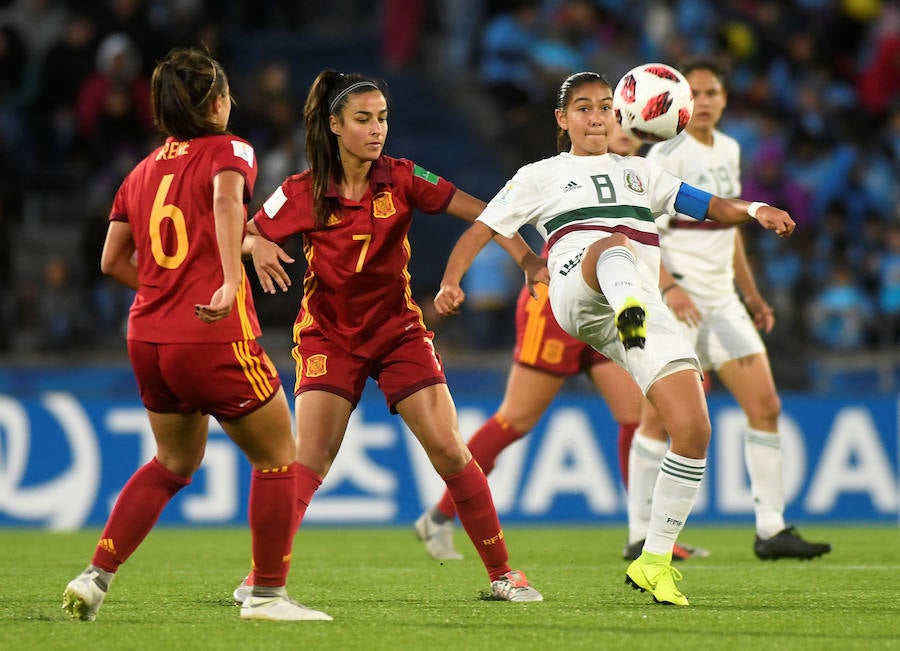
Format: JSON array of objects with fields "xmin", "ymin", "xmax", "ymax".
[
  {"xmin": 638, "ymin": 422, "xmax": 668, "ymax": 442},
  {"xmin": 747, "ymin": 392, "xmax": 782, "ymax": 426},
  {"xmin": 587, "ymin": 233, "xmax": 631, "ymax": 258},
  {"xmin": 156, "ymin": 454, "xmax": 201, "ymax": 478},
  {"xmin": 667, "ymin": 413, "xmax": 711, "ymax": 457},
  {"xmin": 426, "ymin": 437, "xmax": 470, "ymax": 476},
  {"xmin": 606, "ymin": 232, "xmax": 631, "ymax": 249}
]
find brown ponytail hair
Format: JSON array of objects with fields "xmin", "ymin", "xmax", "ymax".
[
  {"xmin": 303, "ymin": 69, "xmax": 386, "ymax": 229},
  {"xmin": 151, "ymin": 47, "xmax": 228, "ymax": 140}
]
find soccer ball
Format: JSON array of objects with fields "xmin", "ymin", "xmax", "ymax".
[{"xmin": 613, "ymin": 63, "xmax": 694, "ymax": 143}]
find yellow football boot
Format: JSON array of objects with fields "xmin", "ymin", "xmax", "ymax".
[
  {"xmin": 616, "ymin": 297, "xmax": 646, "ymax": 350},
  {"xmin": 625, "ymin": 550, "xmax": 689, "ymax": 606}
]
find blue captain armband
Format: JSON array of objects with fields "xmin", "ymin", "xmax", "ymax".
[{"xmin": 674, "ymin": 183, "xmax": 714, "ymax": 221}]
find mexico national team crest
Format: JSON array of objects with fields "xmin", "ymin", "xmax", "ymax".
[
  {"xmin": 305, "ymin": 354, "xmax": 327, "ymax": 378},
  {"xmin": 623, "ymin": 169, "xmax": 646, "ymax": 194},
  {"xmin": 372, "ymin": 191, "xmax": 396, "ymax": 219}
]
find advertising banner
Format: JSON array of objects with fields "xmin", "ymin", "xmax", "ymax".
[{"xmin": 0, "ymin": 369, "xmax": 897, "ymax": 529}]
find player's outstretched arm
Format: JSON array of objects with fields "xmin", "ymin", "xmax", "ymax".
[
  {"xmin": 707, "ymin": 197, "xmax": 795, "ymax": 237},
  {"xmin": 435, "ymin": 221, "xmax": 496, "ymax": 316},
  {"xmin": 447, "ymin": 188, "xmax": 546, "ymax": 289}
]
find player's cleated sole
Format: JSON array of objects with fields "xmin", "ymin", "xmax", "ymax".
[
  {"xmin": 754, "ymin": 526, "xmax": 832, "ymax": 560},
  {"xmin": 616, "ymin": 298, "xmax": 646, "ymax": 350},
  {"xmin": 62, "ymin": 570, "xmax": 109, "ymax": 621},
  {"xmin": 62, "ymin": 588, "xmax": 98, "ymax": 621}
]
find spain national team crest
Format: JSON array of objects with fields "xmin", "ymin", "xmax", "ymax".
[
  {"xmin": 623, "ymin": 169, "xmax": 646, "ymax": 194},
  {"xmin": 305, "ymin": 354, "xmax": 327, "ymax": 378},
  {"xmin": 372, "ymin": 191, "xmax": 396, "ymax": 219}
]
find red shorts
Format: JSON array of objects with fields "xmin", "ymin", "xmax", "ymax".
[
  {"xmin": 292, "ymin": 324, "xmax": 446, "ymax": 413},
  {"xmin": 128, "ymin": 339, "xmax": 281, "ymax": 420},
  {"xmin": 513, "ymin": 282, "xmax": 607, "ymax": 376}
]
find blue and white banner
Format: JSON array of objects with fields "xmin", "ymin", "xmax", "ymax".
[{"xmin": 0, "ymin": 369, "xmax": 897, "ymax": 529}]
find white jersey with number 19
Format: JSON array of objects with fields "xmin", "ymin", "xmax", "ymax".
[{"xmin": 648, "ymin": 129, "xmax": 742, "ymax": 304}]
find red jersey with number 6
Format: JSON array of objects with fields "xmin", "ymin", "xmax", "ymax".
[
  {"xmin": 109, "ymin": 134, "xmax": 261, "ymax": 343},
  {"xmin": 252, "ymin": 155, "xmax": 456, "ymax": 358}
]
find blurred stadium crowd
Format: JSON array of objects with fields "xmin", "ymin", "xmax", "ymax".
[{"xmin": 0, "ymin": 0, "xmax": 897, "ymax": 392}]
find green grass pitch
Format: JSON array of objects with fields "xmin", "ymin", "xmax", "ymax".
[{"xmin": 2, "ymin": 525, "xmax": 898, "ymax": 650}]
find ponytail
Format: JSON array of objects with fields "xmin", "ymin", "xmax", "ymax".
[{"xmin": 151, "ymin": 47, "xmax": 228, "ymax": 140}]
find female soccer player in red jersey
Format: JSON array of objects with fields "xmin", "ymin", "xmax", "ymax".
[
  {"xmin": 235, "ymin": 69, "xmax": 546, "ymax": 603},
  {"xmin": 62, "ymin": 48, "xmax": 330, "ymax": 622}
]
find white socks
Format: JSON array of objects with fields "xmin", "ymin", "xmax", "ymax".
[
  {"xmin": 643, "ymin": 451, "xmax": 706, "ymax": 556},
  {"xmin": 627, "ymin": 431, "xmax": 667, "ymax": 544},
  {"xmin": 628, "ymin": 425, "xmax": 784, "ymax": 548},
  {"xmin": 744, "ymin": 427, "xmax": 786, "ymax": 539},
  {"xmin": 595, "ymin": 246, "xmax": 639, "ymax": 312}
]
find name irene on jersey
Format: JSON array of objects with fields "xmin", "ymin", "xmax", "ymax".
[{"xmin": 156, "ymin": 140, "xmax": 191, "ymax": 160}]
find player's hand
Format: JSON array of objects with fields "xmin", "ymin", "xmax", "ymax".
[
  {"xmin": 249, "ymin": 237, "xmax": 294, "ymax": 293},
  {"xmin": 744, "ymin": 293, "xmax": 775, "ymax": 333},
  {"xmin": 435, "ymin": 283, "xmax": 465, "ymax": 316},
  {"xmin": 664, "ymin": 285, "xmax": 702, "ymax": 328},
  {"xmin": 195, "ymin": 282, "xmax": 238, "ymax": 323},
  {"xmin": 755, "ymin": 205, "xmax": 795, "ymax": 238},
  {"xmin": 522, "ymin": 253, "xmax": 550, "ymax": 299}
]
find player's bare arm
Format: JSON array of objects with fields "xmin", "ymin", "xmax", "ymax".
[
  {"xmin": 243, "ymin": 222, "xmax": 295, "ymax": 294},
  {"xmin": 707, "ymin": 197, "xmax": 795, "ymax": 237},
  {"xmin": 434, "ymin": 221, "xmax": 496, "ymax": 316},
  {"xmin": 519, "ymin": 251, "xmax": 550, "ymax": 298},
  {"xmin": 100, "ymin": 221, "xmax": 138, "ymax": 290},
  {"xmin": 733, "ymin": 229, "xmax": 775, "ymax": 332},
  {"xmin": 660, "ymin": 262, "xmax": 702, "ymax": 327},
  {"xmin": 196, "ymin": 170, "xmax": 245, "ymax": 322},
  {"xmin": 446, "ymin": 189, "xmax": 547, "ymax": 294}
]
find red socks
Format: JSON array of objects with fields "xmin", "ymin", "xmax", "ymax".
[
  {"xmin": 617, "ymin": 422, "xmax": 638, "ymax": 488},
  {"xmin": 244, "ymin": 462, "xmax": 322, "ymax": 589},
  {"xmin": 92, "ymin": 457, "xmax": 190, "ymax": 572},
  {"xmin": 293, "ymin": 463, "xmax": 322, "ymax": 534},
  {"xmin": 443, "ymin": 459, "xmax": 510, "ymax": 581},
  {"xmin": 248, "ymin": 462, "xmax": 300, "ymax": 588},
  {"xmin": 436, "ymin": 415, "xmax": 523, "ymax": 519}
]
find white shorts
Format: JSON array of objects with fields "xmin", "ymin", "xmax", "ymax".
[
  {"xmin": 680, "ymin": 293, "xmax": 766, "ymax": 371},
  {"xmin": 547, "ymin": 255, "xmax": 700, "ymax": 395}
]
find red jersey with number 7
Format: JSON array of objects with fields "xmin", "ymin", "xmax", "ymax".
[
  {"xmin": 109, "ymin": 134, "xmax": 261, "ymax": 343},
  {"xmin": 252, "ymin": 156, "xmax": 456, "ymax": 358}
]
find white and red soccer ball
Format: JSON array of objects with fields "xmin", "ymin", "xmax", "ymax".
[{"xmin": 614, "ymin": 63, "xmax": 694, "ymax": 143}]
